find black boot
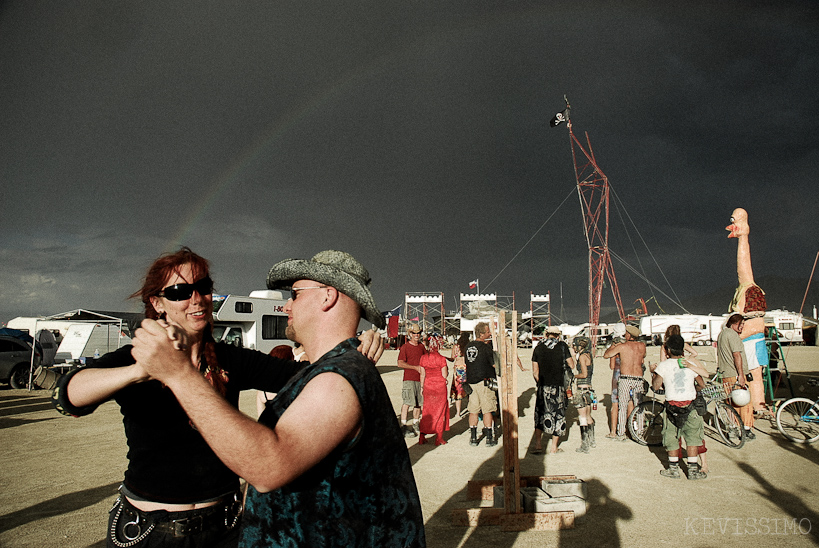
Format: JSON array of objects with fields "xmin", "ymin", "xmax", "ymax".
[
  {"xmin": 485, "ymin": 427, "xmax": 497, "ymax": 447},
  {"xmin": 469, "ymin": 427, "xmax": 479, "ymax": 446},
  {"xmin": 588, "ymin": 423, "xmax": 596, "ymax": 448},
  {"xmin": 575, "ymin": 425, "xmax": 589, "ymax": 453}
]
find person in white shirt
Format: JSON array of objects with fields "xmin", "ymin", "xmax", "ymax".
[{"xmin": 653, "ymin": 335, "xmax": 710, "ymax": 480}]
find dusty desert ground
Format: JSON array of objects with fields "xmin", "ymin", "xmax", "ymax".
[{"xmin": 1, "ymin": 343, "xmax": 818, "ymax": 547}]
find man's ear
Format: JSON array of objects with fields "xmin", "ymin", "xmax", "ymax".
[{"xmin": 320, "ymin": 287, "xmax": 340, "ymax": 312}]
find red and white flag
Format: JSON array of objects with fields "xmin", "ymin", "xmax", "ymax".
[{"xmin": 468, "ymin": 279, "xmax": 478, "ymax": 289}]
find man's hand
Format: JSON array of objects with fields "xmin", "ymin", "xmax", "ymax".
[
  {"xmin": 602, "ymin": 343, "xmax": 621, "ymax": 359},
  {"xmin": 357, "ymin": 327, "xmax": 384, "ymax": 363},
  {"xmin": 131, "ymin": 319, "xmax": 196, "ymax": 384},
  {"xmin": 732, "ymin": 351, "xmax": 746, "ymax": 387}
]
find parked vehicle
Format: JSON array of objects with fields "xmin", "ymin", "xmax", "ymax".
[
  {"xmin": 765, "ymin": 309, "xmax": 804, "ymax": 345},
  {"xmin": 212, "ymin": 290, "xmax": 291, "ymax": 354},
  {"xmin": 53, "ymin": 323, "xmax": 132, "ymax": 363},
  {"xmin": 638, "ymin": 314, "xmax": 726, "ymax": 345},
  {"xmin": 0, "ymin": 335, "xmax": 41, "ymax": 389}
]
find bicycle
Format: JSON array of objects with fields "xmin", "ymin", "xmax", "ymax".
[
  {"xmin": 627, "ymin": 385, "xmax": 664, "ymax": 447},
  {"xmin": 699, "ymin": 376, "xmax": 746, "ymax": 449},
  {"xmin": 775, "ymin": 379, "xmax": 819, "ymax": 444},
  {"xmin": 628, "ymin": 374, "xmax": 746, "ymax": 449}
]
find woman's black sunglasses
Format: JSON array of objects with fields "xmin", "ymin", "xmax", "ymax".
[{"xmin": 158, "ymin": 276, "xmax": 214, "ymax": 302}]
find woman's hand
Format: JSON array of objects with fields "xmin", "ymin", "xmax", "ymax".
[
  {"xmin": 356, "ymin": 328, "xmax": 384, "ymax": 363},
  {"xmin": 132, "ymin": 319, "xmax": 196, "ymax": 384}
]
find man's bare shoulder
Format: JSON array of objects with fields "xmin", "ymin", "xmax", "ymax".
[
  {"xmin": 295, "ymin": 371, "xmax": 361, "ymax": 411},
  {"xmin": 629, "ymin": 340, "xmax": 646, "ymax": 353}
]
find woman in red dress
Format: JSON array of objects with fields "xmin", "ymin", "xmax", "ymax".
[{"xmin": 418, "ymin": 335, "xmax": 450, "ymax": 445}]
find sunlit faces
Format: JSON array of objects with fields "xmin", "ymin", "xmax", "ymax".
[
  {"xmin": 150, "ymin": 263, "xmax": 213, "ymax": 340},
  {"xmin": 284, "ymin": 281, "xmax": 330, "ymax": 345}
]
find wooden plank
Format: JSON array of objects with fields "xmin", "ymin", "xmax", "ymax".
[
  {"xmin": 466, "ymin": 476, "xmax": 578, "ymax": 501},
  {"xmin": 466, "ymin": 480, "xmax": 501, "ymax": 501},
  {"xmin": 451, "ymin": 507, "xmax": 505, "ymax": 526},
  {"xmin": 500, "ymin": 511, "xmax": 575, "ymax": 531},
  {"xmin": 520, "ymin": 475, "xmax": 577, "ymax": 488}
]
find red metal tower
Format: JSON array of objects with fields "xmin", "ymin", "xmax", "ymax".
[{"xmin": 562, "ymin": 105, "xmax": 626, "ymax": 345}]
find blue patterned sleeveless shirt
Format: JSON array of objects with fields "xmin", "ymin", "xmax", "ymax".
[{"xmin": 240, "ymin": 338, "xmax": 426, "ymax": 548}]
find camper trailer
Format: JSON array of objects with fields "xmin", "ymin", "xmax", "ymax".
[
  {"xmin": 7, "ymin": 317, "xmax": 76, "ymax": 340},
  {"xmin": 638, "ymin": 314, "xmax": 725, "ymax": 345},
  {"xmin": 54, "ymin": 323, "xmax": 132, "ymax": 362},
  {"xmin": 765, "ymin": 309, "xmax": 803, "ymax": 344},
  {"xmin": 211, "ymin": 290, "xmax": 291, "ymax": 354},
  {"xmin": 553, "ymin": 323, "xmax": 622, "ymax": 346}
]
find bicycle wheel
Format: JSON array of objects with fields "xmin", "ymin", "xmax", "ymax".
[
  {"xmin": 713, "ymin": 402, "xmax": 746, "ymax": 449},
  {"xmin": 628, "ymin": 400, "xmax": 664, "ymax": 446},
  {"xmin": 776, "ymin": 398, "xmax": 819, "ymax": 444}
]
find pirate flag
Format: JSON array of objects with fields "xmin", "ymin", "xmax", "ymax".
[
  {"xmin": 550, "ymin": 106, "xmax": 570, "ymax": 127},
  {"xmin": 550, "ymin": 95, "xmax": 571, "ymax": 127}
]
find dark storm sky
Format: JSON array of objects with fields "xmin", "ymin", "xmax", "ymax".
[{"xmin": 1, "ymin": 2, "xmax": 817, "ymax": 325}]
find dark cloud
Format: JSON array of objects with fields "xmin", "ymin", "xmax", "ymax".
[{"xmin": 1, "ymin": 1, "xmax": 817, "ymax": 324}]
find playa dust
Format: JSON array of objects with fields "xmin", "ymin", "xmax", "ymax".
[{"xmin": 1, "ymin": 345, "xmax": 818, "ymax": 547}]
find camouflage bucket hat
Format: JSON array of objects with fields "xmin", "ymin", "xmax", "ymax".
[{"xmin": 267, "ymin": 250, "xmax": 385, "ymax": 329}]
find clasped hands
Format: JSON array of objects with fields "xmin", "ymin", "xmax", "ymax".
[{"xmin": 131, "ymin": 318, "xmax": 194, "ymax": 383}]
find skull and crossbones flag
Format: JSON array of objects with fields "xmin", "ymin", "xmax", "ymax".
[
  {"xmin": 549, "ymin": 108, "xmax": 570, "ymax": 127},
  {"xmin": 550, "ymin": 95, "xmax": 571, "ymax": 127}
]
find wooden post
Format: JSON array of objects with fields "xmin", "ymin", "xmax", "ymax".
[
  {"xmin": 452, "ymin": 312, "xmax": 577, "ymax": 531},
  {"xmin": 499, "ymin": 311, "xmax": 521, "ymax": 514}
]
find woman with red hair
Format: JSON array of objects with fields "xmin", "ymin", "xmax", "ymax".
[
  {"xmin": 52, "ymin": 247, "xmax": 381, "ymax": 547},
  {"xmin": 52, "ymin": 247, "xmax": 305, "ymax": 547}
]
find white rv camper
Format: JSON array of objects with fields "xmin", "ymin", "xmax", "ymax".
[
  {"xmin": 765, "ymin": 309, "xmax": 803, "ymax": 344},
  {"xmin": 211, "ymin": 291, "xmax": 291, "ymax": 354},
  {"xmin": 638, "ymin": 314, "xmax": 724, "ymax": 345}
]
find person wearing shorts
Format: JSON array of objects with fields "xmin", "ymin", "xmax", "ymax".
[
  {"xmin": 655, "ymin": 335, "xmax": 711, "ymax": 480},
  {"xmin": 742, "ymin": 332, "xmax": 768, "ymax": 414},
  {"xmin": 604, "ymin": 325, "xmax": 647, "ymax": 441},
  {"xmin": 464, "ymin": 322, "xmax": 498, "ymax": 447},
  {"xmin": 397, "ymin": 324, "xmax": 426, "ymax": 437}
]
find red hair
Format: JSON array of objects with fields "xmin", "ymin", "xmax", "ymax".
[
  {"xmin": 269, "ymin": 344, "xmax": 295, "ymax": 360},
  {"xmin": 664, "ymin": 324, "xmax": 681, "ymax": 342},
  {"xmin": 130, "ymin": 247, "xmax": 211, "ymax": 319}
]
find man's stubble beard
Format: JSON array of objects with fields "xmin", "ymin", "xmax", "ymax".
[{"xmin": 285, "ymin": 325, "xmax": 301, "ymax": 345}]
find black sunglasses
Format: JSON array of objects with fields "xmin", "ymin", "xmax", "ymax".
[{"xmin": 158, "ymin": 276, "xmax": 214, "ymax": 301}]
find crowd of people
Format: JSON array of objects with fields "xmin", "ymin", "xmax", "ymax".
[
  {"xmin": 49, "ymin": 244, "xmax": 773, "ymax": 546},
  {"xmin": 398, "ymin": 317, "xmax": 769, "ymax": 485}
]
